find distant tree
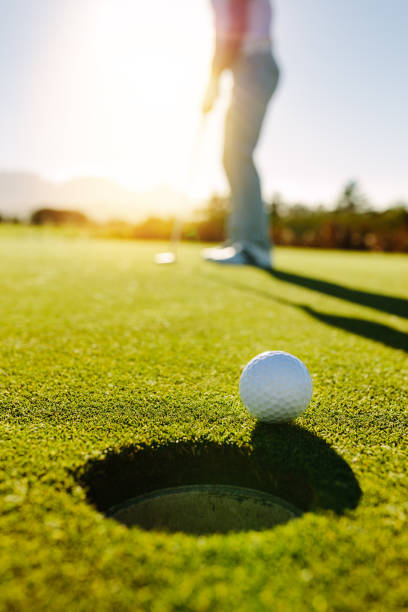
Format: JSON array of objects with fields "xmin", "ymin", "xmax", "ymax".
[
  {"xmin": 195, "ymin": 195, "xmax": 228, "ymax": 242},
  {"xmin": 335, "ymin": 181, "xmax": 369, "ymax": 212},
  {"xmin": 31, "ymin": 208, "xmax": 89, "ymax": 225},
  {"xmin": 132, "ymin": 216, "xmax": 175, "ymax": 240}
]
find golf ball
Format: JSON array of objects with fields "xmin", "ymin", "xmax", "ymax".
[{"xmin": 239, "ymin": 351, "xmax": 313, "ymax": 423}]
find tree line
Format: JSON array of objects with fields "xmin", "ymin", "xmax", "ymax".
[
  {"xmin": 182, "ymin": 182, "xmax": 408, "ymax": 252},
  {"xmin": 2, "ymin": 182, "xmax": 407, "ymax": 252}
]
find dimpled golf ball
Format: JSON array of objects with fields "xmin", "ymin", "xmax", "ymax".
[{"xmin": 239, "ymin": 351, "xmax": 313, "ymax": 423}]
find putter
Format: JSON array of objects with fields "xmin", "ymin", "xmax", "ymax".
[{"xmin": 155, "ymin": 116, "xmax": 207, "ymax": 264}]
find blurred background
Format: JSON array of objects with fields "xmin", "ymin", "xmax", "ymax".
[{"xmin": 1, "ymin": 0, "xmax": 407, "ymax": 250}]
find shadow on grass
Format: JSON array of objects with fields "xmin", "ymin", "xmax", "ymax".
[
  {"xmin": 77, "ymin": 425, "xmax": 361, "ymax": 533},
  {"xmin": 271, "ymin": 269, "xmax": 408, "ymax": 320},
  {"xmin": 202, "ymin": 270, "xmax": 407, "ymax": 353},
  {"xmin": 300, "ymin": 305, "xmax": 408, "ymax": 352}
]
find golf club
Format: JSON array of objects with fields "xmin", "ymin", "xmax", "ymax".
[{"xmin": 155, "ymin": 115, "xmax": 207, "ymax": 264}]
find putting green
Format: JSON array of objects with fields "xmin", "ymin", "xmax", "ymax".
[{"xmin": 1, "ymin": 226, "xmax": 407, "ymax": 611}]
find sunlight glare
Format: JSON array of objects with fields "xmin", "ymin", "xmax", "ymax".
[{"xmin": 79, "ymin": 0, "xmax": 227, "ymax": 203}]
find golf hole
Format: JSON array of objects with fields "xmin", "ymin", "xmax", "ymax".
[
  {"xmin": 77, "ymin": 432, "xmax": 361, "ymax": 535},
  {"xmin": 78, "ymin": 440, "xmax": 310, "ymax": 535},
  {"xmin": 106, "ymin": 485, "xmax": 301, "ymax": 534}
]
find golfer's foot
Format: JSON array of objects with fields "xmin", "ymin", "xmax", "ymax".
[
  {"xmin": 202, "ymin": 244, "xmax": 273, "ymax": 270},
  {"xmin": 203, "ymin": 245, "xmax": 250, "ymax": 266},
  {"xmin": 201, "ymin": 242, "xmax": 231, "ymax": 261}
]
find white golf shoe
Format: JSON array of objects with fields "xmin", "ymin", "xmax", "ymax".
[{"xmin": 202, "ymin": 243, "xmax": 273, "ymax": 270}]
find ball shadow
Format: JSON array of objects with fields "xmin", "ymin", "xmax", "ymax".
[{"xmin": 250, "ymin": 422, "xmax": 361, "ymax": 513}]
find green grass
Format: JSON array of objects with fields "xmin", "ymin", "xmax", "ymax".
[{"xmin": 1, "ymin": 226, "xmax": 407, "ymax": 611}]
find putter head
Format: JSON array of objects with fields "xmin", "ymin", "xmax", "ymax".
[{"xmin": 155, "ymin": 251, "xmax": 177, "ymax": 265}]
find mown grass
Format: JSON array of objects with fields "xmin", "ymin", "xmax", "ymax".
[{"xmin": 1, "ymin": 226, "xmax": 407, "ymax": 611}]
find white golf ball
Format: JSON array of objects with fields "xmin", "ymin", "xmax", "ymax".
[{"xmin": 239, "ymin": 351, "xmax": 313, "ymax": 423}]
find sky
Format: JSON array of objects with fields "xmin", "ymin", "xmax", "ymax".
[{"xmin": 1, "ymin": 0, "xmax": 407, "ymax": 212}]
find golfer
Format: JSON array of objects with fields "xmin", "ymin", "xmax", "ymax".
[{"xmin": 202, "ymin": 0, "xmax": 279, "ymax": 269}]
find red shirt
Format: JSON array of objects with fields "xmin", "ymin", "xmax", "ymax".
[{"xmin": 210, "ymin": 0, "xmax": 272, "ymax": 54}]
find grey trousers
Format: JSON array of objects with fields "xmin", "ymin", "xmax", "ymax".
[{"xmin": 223, "ymin": 52, "xmax": 279, "ymax": 253}]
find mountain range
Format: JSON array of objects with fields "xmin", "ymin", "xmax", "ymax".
[{"xmin": 0, "ymin": 171, "xmax": 186, "ymax": 222}]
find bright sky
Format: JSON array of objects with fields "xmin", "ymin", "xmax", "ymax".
[{"xmin": 1, "ymin": 0, "xmax": 407, "ymax": 210}]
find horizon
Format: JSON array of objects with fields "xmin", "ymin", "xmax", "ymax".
[
  {"xmin": 1, "ymin": 0, "xmax": 408, "ymax": 216},
  {"xmin": 1, "ymin": 170, "xmax": 406, "ymax": 226}
]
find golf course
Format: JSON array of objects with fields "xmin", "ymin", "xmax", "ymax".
[{"xmin": 1, "ymin": 226, "xmax": 407, "ymax": 611}]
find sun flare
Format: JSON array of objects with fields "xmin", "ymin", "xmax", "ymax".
[{"xmin": 43, "ymin": 0, "xmax": 230, "ymax": 209}]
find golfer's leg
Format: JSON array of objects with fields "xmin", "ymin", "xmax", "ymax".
[
  {"xmin": 224, "ymin": 54, "xmax": 279, "ymax": 258},
  {"xmin": 224, "ymin": 113, "xmax": 268, "ymax": 251}
]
